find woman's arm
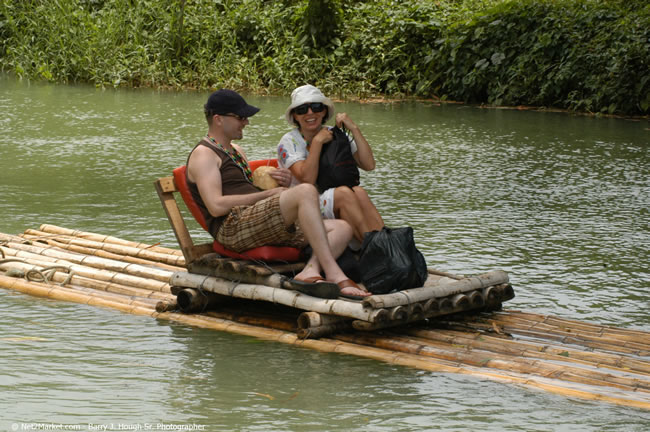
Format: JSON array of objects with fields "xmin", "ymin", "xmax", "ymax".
[
  {"xmin": 336, "ymin": 113, "xmax": 375, "ymax": 171},
  {"xmin": 285, "ymin": 128, "xmax": 333, "ymax": 184}
]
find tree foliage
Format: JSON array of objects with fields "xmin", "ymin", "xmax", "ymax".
[{"xmin": 0, "ymin": 0, "xmax": 647, "ymax": 115}]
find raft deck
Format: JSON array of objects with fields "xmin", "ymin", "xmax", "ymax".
[
  {"xmin": 1, "ymin": 224, "xmax": 649, "ymax": 410},
  {"xmin": 171, "ymin": 252, "xmax": 514, "ymax": 336}
]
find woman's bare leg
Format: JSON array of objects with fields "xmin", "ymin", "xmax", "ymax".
[
  {"xmin": 353, "ymin": 186, "xmax": 384, "ymax": 232},
  {"xmin": 333, "ymin": 186, "xmax": 370, "ymax": 242},
  {"xmin": 294, "ymin": 219, "xmax": 351, "ymax": 281}
]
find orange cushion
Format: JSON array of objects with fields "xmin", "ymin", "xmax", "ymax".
[
  {"xmin": 248, "ymin": 158, "xmax": 279, "ymax": 171},
  {"xmin": 173, "ymin": 161, "xmax": 301, "ymax": 262},
  {"xmin": 173, "ymin": 166, "xmax": 208, "ymax": 231}
]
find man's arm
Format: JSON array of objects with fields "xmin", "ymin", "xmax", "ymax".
[{"xmin": 188, "ymin": 145, "xmax": 282, "ymax": 217}]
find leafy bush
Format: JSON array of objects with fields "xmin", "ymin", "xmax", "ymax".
[
  {"xmin": 431, "ymin": 0, "xmax": 650, "ymax": 114},
  {"xmin": 0, "ymin": 0, "xmax": 647, "ymax": 115}
]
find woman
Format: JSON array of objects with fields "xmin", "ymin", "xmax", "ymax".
[{"xmin": 277, "ymin": 84, "xmax": 384, "ymax": 244}]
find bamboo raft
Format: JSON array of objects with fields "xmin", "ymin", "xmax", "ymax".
[{"xmin": 2, "ymin": 224, "xmax": 650, "ymax": 410}]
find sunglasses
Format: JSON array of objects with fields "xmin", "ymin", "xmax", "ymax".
[
  {"xmin": 221, "ymin": 113, "xmax": 248, "ymax": 121},
  {"xmin": 293, "ymin": 102, "xmax": 326, "ymax": 115}
]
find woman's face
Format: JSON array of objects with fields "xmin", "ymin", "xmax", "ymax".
[{"xmin": 292, "ymin": 103, "xmax": 327, "ymax": 134}]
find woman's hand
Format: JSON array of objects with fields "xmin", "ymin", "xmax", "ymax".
[
  {"xmin": 335, "ymin": 113, "xmax": 358, "ymax": 131},
  {"xmin": 268, "ymin": 167, "xmax": 293, "ymax": 187},
  {"xmin": 311, "ymin": 127, "xmax": 333, "ymax": 148},
  {"xmin": 336, "ymin": 112, "xmax": 376, "ymax": 171}
]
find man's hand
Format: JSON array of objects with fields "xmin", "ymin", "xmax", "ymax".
[
  {"xmin": 268, "ymin": 167, "xmax": 293, "ymax": 187},
  {"xmin": 265, "ymin": 186, "xmax": 287, "ymax": 196}
]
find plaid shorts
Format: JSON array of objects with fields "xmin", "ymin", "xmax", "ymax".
[{"xmin": 215, "ymin": 195, "xmax": 306, "ymax": 252}]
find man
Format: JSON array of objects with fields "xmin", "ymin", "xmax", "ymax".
[{"xmin": 186, "ymin": 89, "xmax": 369, "ymax": 299}]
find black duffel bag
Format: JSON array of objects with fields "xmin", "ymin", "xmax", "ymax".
[
  {"xmin": 315, "ymin": 126, "xmax": 360, "ymax": 191},
  {"xmin": 359, "ymin": 227, "xmax": 428, "ymax": 294}
]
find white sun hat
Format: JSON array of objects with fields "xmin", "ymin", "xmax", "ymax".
[{"xmin": 284, "ymin": 84, "xmax": 335, "ymax": 127}]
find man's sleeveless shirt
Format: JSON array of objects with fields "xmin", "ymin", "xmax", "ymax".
[{"xmin": 187, "ymin": 140, "xmax": 259, "ymax": 237}]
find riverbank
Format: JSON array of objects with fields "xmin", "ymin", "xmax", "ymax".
[{"xmin": 1, "ymin": 0, "xmax": 648, "ymax": 116}]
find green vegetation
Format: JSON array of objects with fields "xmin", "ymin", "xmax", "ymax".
[{"xmin": 1, "ymin": 0, "xmax": 648, "ymax": 115}]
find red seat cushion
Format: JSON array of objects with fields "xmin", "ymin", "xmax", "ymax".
[
  {"xmin": 173, "ymin": 162, "xmax": 301, "ymax": 262},
  {"xmin": 248, "ymin": 158, "xmax": 279, "ymax": 171},
  {"xmin": 173, "ymin": 166, "xmax": 209, "ymax": 231}
]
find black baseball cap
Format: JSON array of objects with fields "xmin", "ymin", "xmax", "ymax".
[{"xmin": 204, "ymin": 89, "xmax": 260, "ymax": 118}]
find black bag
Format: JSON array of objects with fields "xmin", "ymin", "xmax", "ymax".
[
  {"xmin": 315, "ymin": 126, "xmax": 360, "ymax": 191},
  {"xmin": 359, "ymin": 227, "xmax": 428, "ymax": 294}
]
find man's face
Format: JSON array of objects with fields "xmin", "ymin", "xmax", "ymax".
[{"xmin": 219, "ymin": 113, "xmax": 249, "ymax": 140}]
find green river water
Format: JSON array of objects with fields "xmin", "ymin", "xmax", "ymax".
[{"xmin": 1, "ymin": 74, "xmax": 649, "ymax": 431}]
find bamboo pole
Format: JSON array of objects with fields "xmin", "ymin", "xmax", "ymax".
[
  {"xmin": 424, "ymin": 298, "xmax": 438, "ymax": 312},
  {"xmin": 38, "ymin": 224, "xmax": 183, "ymax": 256},
  {"xmin": 297, "ymin": 322, "xmax": 353, "ymax": 339},
  {"xmin": 203, "ymin": 310, "xmax": 296, "ymax": 333},
  {"xmin": 436, "ymin": 318, "xmax": 650, "ymax": 357},
  {"xmin": 3, "ymin": 241, "xmax": 174, "ymax": 283},
  {"xmin": 24, "ymin": 231, "xmax": 185, "ymax": 272},
  {"xmin": 492, "ymin": 311, "xmax": 650, "ymax": 345},
  {"xmin": 22, "ymin": 230, "xmax": 186, "ymax": 270},
  {"xmin": 363, "ymin": 270, "xmax": 510, "ymax": 308},
  {"xmin": 427, "ymin": 268, "xmax": 464, "ymax": 280},
  {"xmin": 335, "ymin": 333, "xmax": 650, "ymax": 393},
  {"xmin": 409, "ymin": 302, "xmax": 425, "ymax": 320},
  {"xmin": 438, "ymin": 297, "xmax": 453, "ymax": 311},
  {"xmin": 297, "ymin": 311, "xmax": 350, "ymax": 329},
  {"xmin": 468, "ymin": 290, "xmax": 485, "ymax": 308},
  {"xmin": 404, "ymin": 334, "xmax": 650, "ymax": 391},
  {"xmin": 1, "ymin": 246, "xmax": 171, "ymax": 293},
  {"xmin": 188, "ymin": 253, "xmax": 305, "ymax": 280},
  {"xmin": 406, "ymin": 328, "xmax": 650, "ymax": 376},
  {"xmin": 463, "ymin": 314, "xmax": 650, "ymax": 355},
  {"xmin": 0, "ymin": 232, "xmax": 27, "ymax": 244},
  {"xmin": 464, "ymin": 322, "xmax": 648, "ymax": 357},
  {"xmin": 70, "ymin": 284, "xmax": 161, "ymax": 309},
  {"xmin": 0, "ymin": 274, "xmax": 156, "ymax": 316},
  {"xmin": 0, "ymin": 259, "xmax": 174, "ymax": 301},
  {"xmin": 451, "ymin": 293, "xmax": 470, "ymax": 309},
  {"xmin": 389, "ymin": 305, "xmax": 408, "ymax": 321},
  {"xmin": 0, "ymin": 262, "xmax": 164, "ymax": 310},
  {"xmin": 176, "ymin": 288, "xmax": 231, "ymax": 313},
  {"xmin": 188, "ymin": 255, "xmax": 291, "ymax": 286},
  {"xmin": 156, "ymin": 299, "xmax": 177, "ymax": 313},
  {"xmin": 350, "ymin": 284, "xmax": 513, "ymax": 332},
  {"xmin": 171, "ymin": 271, "xmax": 386, "ymax": 322}
]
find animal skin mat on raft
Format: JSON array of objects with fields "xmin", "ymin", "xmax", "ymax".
[{"xmin": 1, "ymin": 224, "xmax": 649, "ymax": 410}]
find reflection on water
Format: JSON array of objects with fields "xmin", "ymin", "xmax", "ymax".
[{"xmin": 1, "ymin": 75, "xmax": 649, "ymax": 430}]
